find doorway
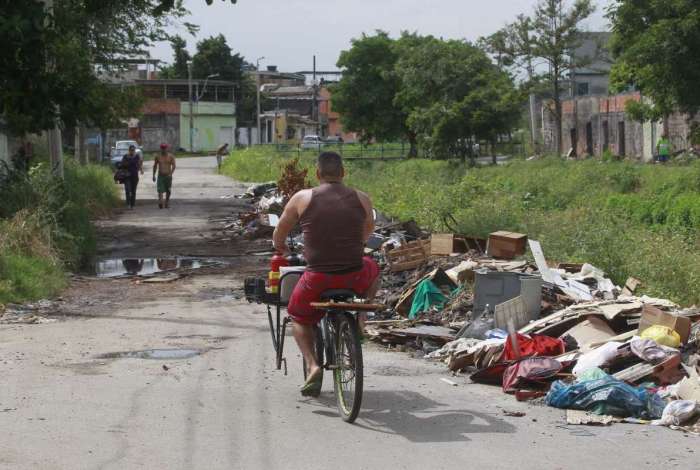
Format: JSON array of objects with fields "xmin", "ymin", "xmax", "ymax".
[
  {"xmin": 586, "ymin": 122, "xmax": 593, "ymax": 156},
  {"xmin": 618, "ymin": 121, "xmax": 626, "ymax": 156},
  {"xmin": 569, "ymin": 128, "xmax": 578, "ymax": 157}
]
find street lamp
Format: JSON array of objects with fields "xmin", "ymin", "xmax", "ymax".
[
  {"xmin": 197, "ymin": 73, "xmax": 220, "ymax": 101},
  {"xmin": 256, "ymin": 56, "xmax": 265, "ymax": 144}
]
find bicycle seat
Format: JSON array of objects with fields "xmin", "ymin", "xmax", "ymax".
[{"xmin": 319, "ymin": 289, "xmax": 357, "ymax": 301}]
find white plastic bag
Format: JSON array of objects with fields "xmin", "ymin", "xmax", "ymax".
[
  {"xmin": 651, "ymin": 400, "xmax": 698, "ymax": 427},
  {"xmin": 573, "ymin": 342, "xmax": 623, "ymax": 376}
]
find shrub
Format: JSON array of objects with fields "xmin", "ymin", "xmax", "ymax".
[{"xmin": 0, "ymin": 159, "xmax": 118, "ymax": 304}]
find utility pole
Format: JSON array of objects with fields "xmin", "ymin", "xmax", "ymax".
[
  {"xmin": 42, "ymin": 0, "xmax": 63, "ymax": 178},
  {"xmin": 188, "ymin": 60, "xmax": 194, "ymax": 152},
  {"xmin": 312, "ymin": 55, "xmax": 319, "ymax": 136},
  {"xmin": 256, "ymin": 57, "xmax": 265, "ymax": 145}
]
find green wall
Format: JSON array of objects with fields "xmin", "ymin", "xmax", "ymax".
[{"xmin": 179, "ymin": 102, "xmax": 236, "ymax": 152}]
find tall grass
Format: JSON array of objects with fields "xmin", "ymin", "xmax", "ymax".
[
  {"xmin": 222, "ymin": 147, "xmax": 700, "ymax": 306},
  {"xmin": 0, "ymin": 160, "xmax": 119, "ymax": 304}
]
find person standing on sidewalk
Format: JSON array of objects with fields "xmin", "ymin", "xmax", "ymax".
[
  {"xmin": 216, "ymin": 142, "xmax": 229, "ymax": 172},
  {"xmin": 153, "ymin": 143, "xmax": 176, "ymax": 209},
  {"xmin": 657, "ymin": 133, "xmax": 671, "ymax": 163},
  {"xmin": 121, "ymin": 145, "xmax": 143, "ymax": 209}
]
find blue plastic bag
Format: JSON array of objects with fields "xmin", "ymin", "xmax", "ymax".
[{"xmin": 546, "ymin": 373, "xmax": 664, "ymax": 419}]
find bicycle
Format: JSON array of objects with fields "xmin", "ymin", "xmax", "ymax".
[
  {"xmin": 306, "ymin": 289, "xmax": 381, "ymax": 423},
  {"xmin": 247, "ymin": 275, "xmax": 382, "ymax": 423}
]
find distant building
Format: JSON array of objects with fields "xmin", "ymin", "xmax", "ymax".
[
  {"xmin": 248, "ymin": 66, "xmax": 306, "ymax": 88},
  {"xmin": 97, "ymin": 77, "xmax": 236, "ymax": 154},
  {"xmin": 570, "ymin": 32, "xmax": 613, "ymax": 97}
]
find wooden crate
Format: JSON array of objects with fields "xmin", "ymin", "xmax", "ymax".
[
  {"xmin": 487, "ymin": 231, "xmax": 527, "ymax": 259},
  {"xmin": 385, "ymin": 239, "xmax": 431, "ymax": 272}
]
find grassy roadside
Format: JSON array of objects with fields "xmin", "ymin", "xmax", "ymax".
[
  {"xmin": 222, "ymin": 146, "xmax": 700, "ymax": 306},
  {"xmin": 0, "ymin": 160, "xmax": 119, "ymax": 305}
]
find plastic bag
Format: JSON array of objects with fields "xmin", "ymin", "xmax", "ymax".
[
  {"xmin": 630, "ymin": 337, "xmax": 679, "ymax": 362},
  {"xmin": 572, "ymin": 342, "xmax": 623, "ymax": 376},
  {"xmin": 546, "ymin": 372, "xmax": 664, "ymax": 419},
  {"xmin": 651, "ymin": 400, "xmax": 699, "ymax": 427},
  {"xmin": 640, "ymin": 325, "xmax": 681, "ymax": 348}
]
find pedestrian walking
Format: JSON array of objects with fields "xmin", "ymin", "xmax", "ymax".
[
  {"xmin": 216, "ymin": 142, "xmax": 229, "ymax": 172},
  {"xmin": 153, "ymin": 143, "xmax": 176, "ymax": 209},
  {"xmin": 121, "ymin": 144, "xmax": 143, "ymax": 209}
]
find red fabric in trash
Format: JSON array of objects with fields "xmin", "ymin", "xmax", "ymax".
[
  {"xmin": 502, "ymin": 357, "xmax": 562, "ymax": 393},
  {"xmin": 501, "ymin": 333, "xmax": 565, "ymax": 362}
]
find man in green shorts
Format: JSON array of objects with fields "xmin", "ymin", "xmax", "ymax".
[{"xmin": 153, "ymin": 143, "xmax": 177, "ymax": 209}]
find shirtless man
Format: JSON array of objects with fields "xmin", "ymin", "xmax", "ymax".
[
  {"xmin": 152, "ymin": 143, "xmax": 176, "ymax": 209},
  {"xmin": 273, "ymin": 151, "xmax": 380, "ymax": 397}
]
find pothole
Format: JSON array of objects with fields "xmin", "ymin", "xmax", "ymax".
[{"xmin": 96, "ymin": 348, "xmax": 202, "ymax": 360}]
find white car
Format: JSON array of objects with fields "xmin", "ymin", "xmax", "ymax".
[
  {"xmin": 301, "ymin": 135, "xmax": 324, "ymax": 150},
  {"xmin": 110, "ymin": 140, "xmax": 142, "ymax": 168}
]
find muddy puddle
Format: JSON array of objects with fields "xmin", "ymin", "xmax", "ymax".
[
  {"xmin": 91, "ymin": 257, "xmax": 228, "ymax": 278},
  {"xmin": 97, "ymin": 348, "xmax": 202, "ymax": 360}
]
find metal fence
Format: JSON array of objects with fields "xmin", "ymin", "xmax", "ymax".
[{"xmin": 251, "ymin": 140, "xmax": 526, "ymax": 161}]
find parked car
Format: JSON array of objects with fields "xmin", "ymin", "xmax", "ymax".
[
  {"xmin": 301, "ymin": 135, "xmax": 324, "ymax": 150},
  {"xmin": 109, "ymin": 140, "xmax": 142, "ymax": 168}
]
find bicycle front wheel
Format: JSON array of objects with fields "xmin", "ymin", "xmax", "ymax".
[{"xmin": 333, "ymin": 313, "xmax": 363, "ymax": 423}]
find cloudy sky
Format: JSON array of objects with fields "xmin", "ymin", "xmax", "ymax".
[{"xmin": 151, "ymin": 0, "xmax": 612, "ymax": 72}]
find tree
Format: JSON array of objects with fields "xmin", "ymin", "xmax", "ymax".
[
  {"xmin": 332, "ymin": 32, "xmax": 413, "ymax": 153},
  {"xmin": 608, "ymin": 0, "xmax": 700, "ymax": 121},
  {"xmin": 191, "ymin": 34, "xmax": 245, "ymax": 81},
  {"xmin": 531, "ymin": 0, "xmax": 594, "ymax": 155},
  {"xmin": 0, "ymin": 0, "xmax": 194, "ymax": 135},
  {"xmin": 159, "ymin": 36, "xmax": 191, "ymax": 79},
  {"xmin": 395, "ymin": 37, "xmax": 521, "ymax": 162}
]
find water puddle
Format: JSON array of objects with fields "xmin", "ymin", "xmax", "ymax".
[
  {"xmin": 91, "ymin": 257, "xmax": 227, "ymax": 278},
  {"xmin": 96, "ymin": 348, "xmax": 202, "ymax": 360}
]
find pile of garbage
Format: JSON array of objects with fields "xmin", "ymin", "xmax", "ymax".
[{"xmin": 367, "ymin": 228, "xmax": 700, "ymax": 434}]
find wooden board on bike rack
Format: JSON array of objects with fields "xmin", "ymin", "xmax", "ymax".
[{"xmin": 310, "ymin": 302, "xmax": 385, "ymax": 311}]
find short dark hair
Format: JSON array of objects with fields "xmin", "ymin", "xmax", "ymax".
[
  {"xmin": 317, "ymin": 152, "xmax": 343, "ymax": 178},
  {"xmin": 129, "ymin": 145, "xmax": 136, "ymax": 150}
]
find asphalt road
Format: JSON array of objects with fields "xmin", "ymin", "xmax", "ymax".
[{"xmin": 0, "ymin": 157, "xmax": 696, "ymax": 470}]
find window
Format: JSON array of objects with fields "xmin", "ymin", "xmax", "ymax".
[{"xmin": 576, "ymin": 82, "xmax": 589, "ymax": 96}]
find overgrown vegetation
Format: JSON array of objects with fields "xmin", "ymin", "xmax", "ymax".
[
  {"xmin": 223, "ymin": 147, "xmax": 700, "ymax": 305},
  {"xmin": 0, "ymin": 161, "xmax": 118, "ymax": 304}
]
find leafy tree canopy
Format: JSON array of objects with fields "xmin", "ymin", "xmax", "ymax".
[
  {"xmin": 0, "ymin": 0, "xmax": 198, "ymax": 134},
  {"xmin": 332, "ymin": 31, "xmax": 407, "ymax": 145},
  {"xmin": 608, "ymin": 0, "xmax": 700, "ymax": 120}
]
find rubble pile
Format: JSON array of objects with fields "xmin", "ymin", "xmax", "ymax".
[{"xmin": 368, "ymin": 228, "xmax": 700, "ymax": 434}]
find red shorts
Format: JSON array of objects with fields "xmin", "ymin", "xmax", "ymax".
[{"xmin": 287, "ymin": 257, "xmax": 380, "ymax": 325}]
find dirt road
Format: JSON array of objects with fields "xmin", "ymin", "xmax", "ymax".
[{"xmin": 0, "ymin": 157, "xmax": 695, "ymax": 469}]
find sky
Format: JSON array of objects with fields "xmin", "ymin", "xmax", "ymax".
[{"xmin": 150, "ymin": 0, "xmax": 613, "ymax": 72}]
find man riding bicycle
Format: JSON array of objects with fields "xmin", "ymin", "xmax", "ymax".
[{"xmin": 272, "ymin": 152, "xmax": 380, "ymax": 397}]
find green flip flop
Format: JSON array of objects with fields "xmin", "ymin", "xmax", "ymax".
[{"xmin": 300, "ymin": 369, "xmax": 323, "ymax": 398}]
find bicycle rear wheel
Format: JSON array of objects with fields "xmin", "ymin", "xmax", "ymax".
[
  {"xmin": 302, "ymin": 326, "xmax": 324, "ymax": 387},
  {"xmin": 333, "ymin": 313, "xmax": 363, "ymax": 423}
]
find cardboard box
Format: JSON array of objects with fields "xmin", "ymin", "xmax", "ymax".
[
  {"xmin": 487, "ymin": 231, "xmax": 527, "ymax": 259},
  {"xmin": 638, "ymin": 304, "xmax": 692, "ymax": 344},
  {"xmin": 430, "ymin": 233, "xmax": 469, "ymax": 256}
]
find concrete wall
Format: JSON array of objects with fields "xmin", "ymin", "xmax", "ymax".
[
  {"xmin": 179, "ymin": 102, "xmax": 236, "ymax": 152},
  {"xmin": 544, "ymin": 93, "xmax": 646, "ymax": 159}
]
